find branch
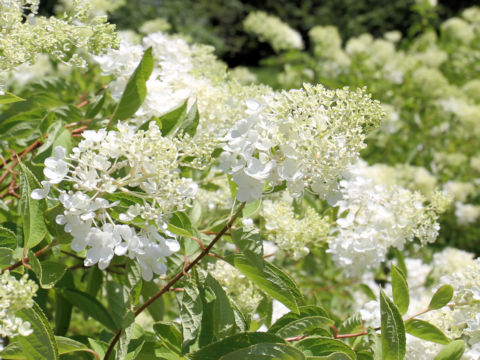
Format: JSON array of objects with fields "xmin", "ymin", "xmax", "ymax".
[
  {"xmin": 103, "ymin": 202, "xmax": 246, "ymax": 360},
  {"xmin": 1, "ymin": 239, "xmax": 59, "ymax": 273}
]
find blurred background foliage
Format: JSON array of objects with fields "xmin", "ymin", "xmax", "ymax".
[{"xmin": 39, "ymin": 0, "xmax": 475, "ymax": 66}]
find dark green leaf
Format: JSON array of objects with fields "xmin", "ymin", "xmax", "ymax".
[
  {"xmin": 62, "ymin": 289, "xmax": 117, "ymax": 331},
  {"xmin": 111, "ymin": 47, "xmax": 154, "ymax": 122},
  {"xmin": 141, "ymin": 280, "xmax": 164, "ymax": 321},
  {"xmin": 380, "ymin": 289, "xmax": 405, "ymax": 360},
  {"xmin": 153, "ymin": 321, "xmax": 182, "ymax": 354},
  {"xmin": 433, "ymin": 340, "xmax": 465, "ymax": 360},
  {"xmin": 428, "ymin": 285, "xmax": 454, "ymax": 310},
  {"xmin": 405, "ymin": 319, "xmax": 450, "ymax": 345},
  {"xmin": 85, "ymin": 266, "xmax": 103, "ymax": 298},
  {"xmin": 17, "ymin": 302, "xmax": 59, "ymax": 360},
  {"xmin": 294, "ymin": 336, "xmax": 356, "ymax": 359},
  {"xmin": 220, "ymin": 343, "xmax": 306, "ymax": 359},
  {"xmin": 181, "ymin": 281, "xmax": 203, "ymax": 350},
  {"xmin": 107, "ymin": 281, "xmax": 129, "ymax": 330},
  {"xmin": 189, "ymin": 332, "xmax": 285, "ymax": 360},
  {"xmin": 391, "ymin": 265, "xmax": 409, "ymax": 315},
  {"xmin": 54, "ymin": 291, "xmax": 72, "ymax": 336},
  {"xmin": 206, "ymin": 274, "xmax": 236, "ymax": 339},
  {"xmin": 18, "ymin": 160, "xmax": 47, "ymax": 249}
]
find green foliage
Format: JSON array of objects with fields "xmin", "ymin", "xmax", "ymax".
[
  {"xmin": 380, "ymin": 290, "xmax": 406, "ymax": 360},
  {"xmin": 111, "ymin": 47, "xmax": 154, "ymax": 123},
  {"xmin": 428, "ymin": 285, "xmax": 454, "ymax": 310}
]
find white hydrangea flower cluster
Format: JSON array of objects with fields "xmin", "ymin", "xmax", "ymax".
[
  {"xmin": 0, "ymin": 271, "xmax": 38, "ymax": 338},
  {"xmin": 220, "ymin": 85, "xmax": 382, "ymax": 202},
  {"xmin": 31, "ymin": 123, "xmax": 204, "ymax": 280},
  {"xmin": 93, "ymin": 32, "xmax": 226, "ymax": 128},
  {"xmin": 209, "ymin": 260, "xmax": 263, "ymax": 314},
  {"xmin": 0, "ymin": 0, "xmax": 118, "ymax": 88},
  {"xmin": 261, "ymin": 194, "xmax": 330, "ymax": 259},
  {"xmin": 243, "ymin": 11, "xmax": 304, "ymax": 52},
  {"xmin": 327, "ymin": 163, "xmax": 443, "ymax": 275}
]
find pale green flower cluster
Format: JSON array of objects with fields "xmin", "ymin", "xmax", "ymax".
[
  {"xmin": 0, "ymin": 272, "xmax": 38, "ymax": 338},
  {"xmin": 0, "ymin": 0, "xmax": 118, "ymax": 75},
  {"xmin": 209, "ymin": 261, "xmax": 263, "ymax": 314},
  {"xmin": 425, "ymin": 258, "xmax": 480, "ymax": 358},
  {"xmin": 55, "ymin": 0, "xmax": 125, "ymax": 17},
  {"xmin": 261, "ymin": 194, "xmax": 330, "ymax": 259},
  {"xmin": 229, "ymin": 66, "xmax": 258, "ymax": 85},
  {"xmin": 139, "ymin": 18, "xmax": 171, "ymax": 34},
  {"xmin": 243, "ymin": 11, "xmax": 303, "ymax": 52}
]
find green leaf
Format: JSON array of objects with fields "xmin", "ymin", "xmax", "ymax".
[
  {"xmin": 44, "ymin": 204, "xmax": 72, "ymax": 244},
  {"xmin": 61, "ymin": 288, "xmax": 117, "ymax": 331},
  {"xmin": 38, "ymin": 261, "xmax": 67, "ymax": 288},
  {"xmin": 18, "ymin": 160, "xmax": 47, "ymax": 249},
  {"xmin": 206, "ymin": 274, "xmax": 236, "ymax": 339},
  {"xmin": 189, "ymin": 332, "xmax": 286, "ymax": 360},
  {"xmin": 428, "ymin": 285, "xmax": 454, "ymax": 310},
  {"xmin": 55, "ymin": 336, "xmax": 89, "ymax": 355},
  {"xmin": 0, "ymin": 341, "xmax": 25, "ymax": 359},
  {"xmin": 379, "ymin": 289, "xmax": 406, "ymax": 360},
  {"xmin": 275, "ymin": 316, "xmax": 334, "ymax": 338},
  {"xmin": 227, "ymin": 174, "xmax": 238, "ymax": 202},
  {"xmin": 54, "ymin": 291, "xmax": 72, "ymax": 336},
  {"xmin": 117, "ymin": 311, "xmax": 137, "ymax": 360},
  {"xmin": 159, "ymin": 100, "xmax": 188, "ymax": 136},
  {"xmin": 85, "ymin": 92, "xmax": 107, "ymax": 119},
  {"xmin": 168, "ymin": 212, "xmax": 194, "ymax": 237},
  {"xmin": 268, "ymin": 306, "xmax": 331, "ymax": 335},
  {"xmin": 242, "ymin": 199, "xmax": 262, "ymax": 217},
  {"xmin": 232, "ymin": 227, "xmax": 263, "ymax": 270},
  {"xmin": 433, "ymin": 340, "xmax": 465, "ymax": 360},
  {"xmin": 111, "ymin": 47, "xmax": 154, "ymax": 122},
  {"xmin": 404, "ymin": 319, "xmax": 450, "ymax": 345},
  {"xmin": 88, "ymin": 338, "xmax": 109, "ymax": 359},
  {"xmin": 107, "ymin": 281, "xmax": 129, "ymax": 330},
  {"xmin": 125, "ymin": 260, "xmax": 143, "ymax": 305},
  {"xmin": 85, "ymin": 265, "xmax": 104, "ymax": 298},
  {"xmin": 17, "ymin": 302, "xmax": 59, "ymax": 360},
  {"xmin": 0, "ymin": 247, "xmax": 15, "ymax": 267},
  {"xmin": 153, "ymin": 321, "xmax": 183, "ymax": 354},
  {"xmin": 0, "ymin": 226, "xmax": 17, "ymax": 249},
  {"xmin": 294, "ymin": 336, "xmax": 356, "ymax": 359},
  {"xmin": 181, "ymin": 281, "xmax": 203, "ymax": 350},
  {"xmin": 391, "ymin": 265, "xmax": 409, "ymax": 315},
  {"xmin": 230, "ymin": 254, "xmax": 302, "ymax": 313},
  {"xmin": 141, "ymin": 281, "xmax": 164, "ymax": 321},
  {"xmin": 0, "ymin": 91, "xmax": 26, "ymax": 105},
  {"xmin": 180, "ymin": 100, "xmax": 200, "ymax": 137},
  {"xmin": 220, "ymin": 343, "xmax": 306, "ymax": 359}
]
